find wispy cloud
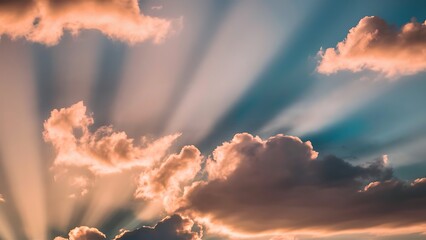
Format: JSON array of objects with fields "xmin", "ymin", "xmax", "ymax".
[
  {"xmin": 317, "ymin": 16, "xmax": 426, "ymax": 78},
  {"xmin": 0, "ymin": 0, "xmax": 175, "ymax": 45}
]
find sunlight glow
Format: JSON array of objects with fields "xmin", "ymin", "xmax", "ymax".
[{"xmin": 0, "ymin": 40, "xmax": 47, "ymax": 239}]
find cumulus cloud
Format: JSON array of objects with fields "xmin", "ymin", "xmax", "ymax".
[
  {"xmin": 44, "ymin": 102, "xmax": 203, "ymax": 210},
  {"xmin": 54, "ymin": 226, "xmax": 106, "ymax": 240},
  {"xmin": 44, "ymin": 104, "xmax": 426, "ymax": 237},
  {"xmin": 135, "ymin": 145, "xmax": 203, "ymax": 212},
  {"xmin": 0, "ymin": 0, "xmax": 174, "ymax": 45},
  {"xmin": 43, "ymin": 101, "xmax": 180, "ymax": 174},
  {"xmin": 56, "ymin": 215, "xmax": 202, "ymax": 240},
  {"xmin": 180, "ymin": 133, "xmax": 426, "ymax": 236},
  {"xmin": 317, "ymin": 16, "xmax": 426, "ymax": 78}
]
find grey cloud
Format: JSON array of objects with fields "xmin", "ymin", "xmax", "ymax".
[
  {"xmin": 115, "ymin": 214, "xmax": 202, "ymax": 240},
  {"xmin": 181, "ymin": 133, "xmax": 426, "ymax": 235},
  {"xmin": 56, "ymin": 214, "xmax": 201, "ymax": 240}
]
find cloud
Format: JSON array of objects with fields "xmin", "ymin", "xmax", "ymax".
[
  {"xmin": 0, "ymin": 0, "xmax": 38, "ymax": 40},
  {"xmin": 44, "ymin": 102, "xmax": 203, "ymax": 212},
  {"xmin": 0, "ymin": 194, "xmax": 4, "ymax": 203},
  {"xmin": 55, "ymin": 214, "xmax": 202, "ymax": 240},
  {"xmin": 114, "ymin": 214, "xmax": 202, "ymax": 240},
  {"xmin": 317, "ymin": 16, "xmax": 426, "ymax": 78},
  {"xmin": 0, "ymin": 0, "xmax": 174, "ymax": 45},
  {"xmin": 135, "ymin": 145, "xmax": 203, "ymax": 212},
  {"xmin": 180, "ymin": 133, "xmax": 426, "ymax": 236},
  {"xmin": 43, "ymin": 101, "xmax": 180, "ymax": 174},
  {"xmin": 44, "ymin": 103, "xmax": 426, "ymax": 238},
  {"xmin": 54, "ymin": 226, "xmax": 106, "ymax": 240}
]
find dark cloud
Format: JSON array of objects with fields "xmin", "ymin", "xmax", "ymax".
[
  {"xmin": 0, "ymin": 0, "xmax": 34, "ymax": 8},
  {"xmin": 115, "ymin": 214, "xmax": 202, "ymax": 240},
  {"xmin": 56, "ymin": 215, "xmax": 202, "ymax": 240},
  {"xmin": 181, "ymin": 133, "xmax": 426, "ymax": 235}
]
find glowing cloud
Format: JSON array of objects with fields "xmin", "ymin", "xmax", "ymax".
[
  {"xmin": 317, "ymin": 16, "xmax": 426, "ymax": 78},
  {"xmin": 0, "ymin": 0, "xmax": 174, "ymax": 45},
  {"xmin": 115, "ymin": 214, "xmax": 202, "ymax": 240},
  {"xmin": 43, "ymin": 101, "xmax": 181, "ymax": 174},
  {"xmin": 56, "ymin": 214, "xmax": 202, "ymax": 240},
  {"xmin": 54, "ymin": 226, "xmax": 106, "ymax": 240},
  {"xmin": 206, "ymin": 133, "xmax": 317, "ymax": 181},
  {"xmin": 136, "ymin": 145, "xmax": 203, "ymax": 212},
  {"xmin": 0, "ymin": 1, "xmax": 38, "ymax": 40},
  {"xmin": 44, "ymin": 102, "xmax": 203, "ymax": 214},
  {"xmin": 180, "ymin": 133, "xmax": 426, "ymax": 236},
  {"xmin": 42, "ymin": 103, "xmax": 426, "ymax": 238},
  {"xmin": 0, "ymin": 194, "xmax": 4, "ymax": 203}
]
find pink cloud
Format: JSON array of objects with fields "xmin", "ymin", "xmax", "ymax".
[
  {"xmin": 317, "ymin": 16, "xmax": 426, "ymax": 78},
  {"xmin": 0, "ymin": 0, "xmax": 175, "ymax": 45}
]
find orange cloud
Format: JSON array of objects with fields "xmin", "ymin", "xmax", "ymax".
[
  {"xmin": 0, "ymin": 1, "xmax": 38, "ymax": 40},
  {"xmin": 317, "ymin": 16, "xmax": 426, "ymax": 78},
  {"xmin": 0, "ymin": 0, "xmax": 174, "ymax": 45},
  {"xmin": 0, "ymin": 194, "xmax": 4, "ymax": 203},
  {"xmin": 136, "ymin": 145, "xmax": 203, "ymax": 212},
  {"xmin": 43, "ymin": 101, "xmax": 181, "ymax": 174},
  {"xmin": 44, "ymin": 102, "xmax": 203, "ymax": 212},
  {"xmin": 54, "ymin": 226, "xmax": 106, "ymax": 240}
]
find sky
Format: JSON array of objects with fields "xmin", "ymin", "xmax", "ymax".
[{"xmin": 0, "ymin": 0, "xmax": 425, "ymax": 239}]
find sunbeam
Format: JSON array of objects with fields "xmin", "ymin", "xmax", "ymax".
[
  {"xmin": 0, "ymin": 40, "xmax": 47, "ymax": 239},
  {"xmin": 1, "ymin": 0, "xmax": 426, "ymax": 239}
]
